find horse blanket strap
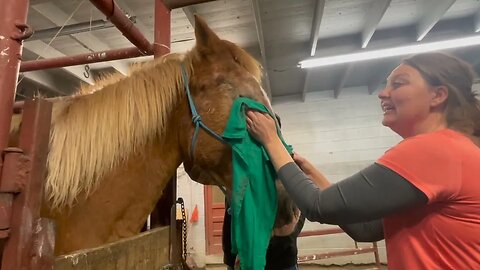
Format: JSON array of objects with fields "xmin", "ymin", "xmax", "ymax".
[{"xmin": 181, "ymin": 64, "xmax": 229, "ymax": 197}]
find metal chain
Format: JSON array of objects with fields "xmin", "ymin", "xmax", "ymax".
[
  {"xmin": 163, "ymin": 198, "xmax": 188, "ymax": 270},
  {"xmin": 178, "ymin": 198, "xmax": 188, "ymax": 262}
]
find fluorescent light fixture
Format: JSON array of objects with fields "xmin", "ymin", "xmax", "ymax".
[{"xmin": 299, "ymin": 35, "xmax": 480, "ymax": 69}]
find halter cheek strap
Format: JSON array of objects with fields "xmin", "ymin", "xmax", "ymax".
[
  {"xmin": 181, "ymin": 63, "xmax": 227, "ymax": 158},
  {"xmin": 181, "ymin": 63, "xmax": 229, "ymax": 197}
]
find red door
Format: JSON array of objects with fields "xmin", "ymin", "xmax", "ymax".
[{"xmin": 204, "ymin": 186, "xmax": 226, "ymax": 255}]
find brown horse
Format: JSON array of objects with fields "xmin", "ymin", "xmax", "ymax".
[{"xmin": 8, "ymin": 16, "xmax": 272, "ymax": 255}]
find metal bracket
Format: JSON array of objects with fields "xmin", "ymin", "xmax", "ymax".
[
  {"xmin": 12, "ymin": 21, "xmax": 33, "ymax": 41},
  {"xmin": 0, "ymin": 147, "xmax": 30, "ymax": 193}
]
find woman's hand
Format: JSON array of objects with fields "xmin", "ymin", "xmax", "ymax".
[
  {"xmin": 246, "ymin": 110, "xmax": 279, "ymax": 146},
  {"xmin": 293, "ymin": 153, "xmax": 315, "ymax": 176},
  {"xmin": 294, "ymin": 153, "xmax": 331, "ymax": 189},
  {"xmin": 247, "ymin": 110, "xmax": 293, "ymax": 171}
]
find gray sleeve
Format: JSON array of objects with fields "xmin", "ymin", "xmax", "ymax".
[
  {"xmin": 277, "ymin": 162, "xmax": 427, "ymax": 225},
  {"xmin": 340, "ymin": 219, "xmax": 384, "ymax": 242}
]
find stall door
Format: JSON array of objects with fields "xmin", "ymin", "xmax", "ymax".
[{"xmin": 204, "ymin": 186, "xmax": 226, "ymax": 255}]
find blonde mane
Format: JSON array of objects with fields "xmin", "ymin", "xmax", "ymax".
[{"xmin": 45, "ymin": 53, "xmax": 192, "ymax": 208}]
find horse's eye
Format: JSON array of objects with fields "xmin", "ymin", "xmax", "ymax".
[{"xmin": 234, "ymin": 56, "xmax": 239, "ymax": 63}]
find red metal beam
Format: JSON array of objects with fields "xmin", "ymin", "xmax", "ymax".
[
  {"xmin": 149, "ymin": 1, "xmax": 180, "ymax": 264},
  {"xmin": 89, "ymin": 0, "xmax": 154, "ymax": 54},
  {"xmin": 20, "ymin": 46, "xmax": 150, "ymax": 72},
  {"xmin": 299, "ymin": 227, "xmax": 344, "ymax": 237},
  {"xmin": 162, "ymin": 0, "xmax": 217, "ymax": 10},
  {"xmin": 154, "ymin": 0, "xmax": 171, "ymax": 57},
  {"xmin": 0, "ymin": 0, "xmax": 30, "ymax": 164},
  {"xmin": 1, "ymin": 99, "xmax": 53, "ymax": 270},
  {"xmin": 297, "ymin": 247, "xmax": 378, "ymax": 262}
]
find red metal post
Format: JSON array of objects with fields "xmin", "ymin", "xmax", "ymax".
[
  {"xmin": 89, "ymin": 0, "xmax": 154, "ymax": 54},
  {"xmin": 148, "ymin": 0, "xmax": 184, "ymax": 265},
  {"xmin": 0, "ymin": 0, "xmax": 30, "ymax": 172},
  {"xmin": 1, "ymin": 99, "xmax": 53, "ymax": 270},
  {"xmin": 20, "ymin": 46, "xmax": 151, "ymax": 72},
  {"xmin": 155, "ymin": 0, "xmax": 171, "ymax": 57},
  {"xmin": 162, "ymin": 0, "xmax": 217, "ymax": 10}
]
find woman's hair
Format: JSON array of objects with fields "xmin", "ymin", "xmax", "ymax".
[
  {"xmin": 403, "ymin": 53, "xmax": 480, "ymax": 146},
  {"xmin": 274, "ymin": 180, "xmax": 299, "ymax": 228}
]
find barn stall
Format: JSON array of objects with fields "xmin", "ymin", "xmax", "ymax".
[{"xmin": 2, "ymin": 0, "xmax": 480, "ymax": 269}]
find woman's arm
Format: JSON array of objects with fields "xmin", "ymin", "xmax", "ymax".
[
  {"xmin": 246, "ymin": 111, "xmax": 426, "ymax": 227},
  {"xmin": 293, "ymin": 153, "xmax": 331, "ymax": 189},
  {"xmin": 294, "ymin": 155, "xmax": 384, "ymax": 242},
  {"xmin": 277, "ymin": 162, "xmax": 427, "ymax": 224},
  {"xmin": 340, "ymin": 219, "xmax": 384, "ymax": 242}
]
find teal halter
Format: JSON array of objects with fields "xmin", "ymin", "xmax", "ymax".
[
  {"xmin": 181, "ymin": 64, "xmax": 228, "ymax": 158},
  {"xmin": 181, "ymin": 64, "xmax": 229, "ymax": 197}
]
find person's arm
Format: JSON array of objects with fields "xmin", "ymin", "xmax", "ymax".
[
  {"xmin": 246, "ymin": 111, "xmax": 426, "ymax": 233},
  {"xmin": 246, "ymin": 111, "xmax": 294, "ymax": 170},
  {"xmin": 293, "ymin": 154, "xmax": 331, "ymax": 189},
  {"xmin": 292, "ymin": 215, "xmax": 305, "ymax": 237},
  {"xmin": 294, "ymin": 154, "xmax": 384, "ymax": 242},
  {"xmin": 277, "ymin": 162, "xmax": 428, "ymax": 225},
  {"xmin": 340, "ymin": 219, "xmax": 384, "ymax": 242}
]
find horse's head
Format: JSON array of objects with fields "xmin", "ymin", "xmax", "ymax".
[{"xmin": 177, "ymin": 16, "xmax": 272, "ymax": 189}]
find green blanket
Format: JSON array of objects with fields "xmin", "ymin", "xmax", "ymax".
[{"xmin": 222, "ymin": 97, "xmax": 293, "ymax": 270}]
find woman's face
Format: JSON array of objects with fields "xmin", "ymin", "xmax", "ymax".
[{"xmin": 378, "ymin": 64, "xmax": 439, "ymax": 137}]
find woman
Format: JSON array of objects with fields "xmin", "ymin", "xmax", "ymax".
[
  {"xmin": 265, "ymin": 181, "xmax": 305, "ymax": 270},
  {"xmin": 246, "ymin": 52, "xmax": 480, "ymax": 269}
]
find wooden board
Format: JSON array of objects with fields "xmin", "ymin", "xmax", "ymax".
[{"xmin": 55, "ymin": 226, "xmax": 170, "ymax": 270}]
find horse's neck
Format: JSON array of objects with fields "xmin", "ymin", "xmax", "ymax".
[{"xmin": 45, "ymin": 122, "xmax": 183, "ymax": 255}]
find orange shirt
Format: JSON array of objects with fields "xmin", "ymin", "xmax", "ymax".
[{"xmin": 377, "ymin": 129, "xmax": 480, "ymax": 270}]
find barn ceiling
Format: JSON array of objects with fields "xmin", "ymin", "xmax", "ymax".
[{"xmin": 16, "ymin": 0, "xmax": 480, "ymax": 101}]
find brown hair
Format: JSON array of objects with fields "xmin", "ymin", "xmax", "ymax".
[
  {"xmin": 274, "ymin": 181, "xmax": 299, "ymax": 228},
  {"xmin": 403, "ymin": 53, "xmax": 480, "ymax": 146}
]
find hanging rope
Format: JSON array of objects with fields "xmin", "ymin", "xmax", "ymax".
[{"xmin": 17, "ymin": 0, "xmax": 86, "ymax": 88}]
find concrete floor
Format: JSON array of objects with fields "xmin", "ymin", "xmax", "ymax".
[{"xmin": 206, "ymin": 264, "xmax": 387, "ymax": 269}]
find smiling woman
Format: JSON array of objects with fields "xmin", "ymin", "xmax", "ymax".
[
  {"xmin": 380, "ymin": 53, "xmax": 480, "ymax": 141},
  {"xmin": 246, "ymin": 52, "xmax": 480, "ymax": 270}
]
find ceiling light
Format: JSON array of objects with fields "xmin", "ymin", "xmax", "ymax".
[{"xmin": 299, "ymin": 35, "xmax": 480, "ymax": 69}]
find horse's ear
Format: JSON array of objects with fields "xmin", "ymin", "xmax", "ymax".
[{"xmin": 194, "ymin": 15, "xmax": 220, "ymax": 48}]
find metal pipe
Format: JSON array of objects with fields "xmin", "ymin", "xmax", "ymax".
[
  {"xmin": 162, "ymin": 0, "xmax": 217, "ymax": 10},
  {"xmin": 89, "ymin": 0, "xmax": 153, "ymax": 54},
  {"xmin": 154, "ymin": 0, "xmax": 171, "ymax": 57},
  {"xmin": 20, "ymin": 46, "xmax": 151, "ymax": 72},
  {"xmin": 29, "ymin": 19, "xmax": 121, "ymax": 41},
  {"xmin": 299, "ymin": 228, "xmax": 344, "ymax": 237},
  {"xmin": 2, "ymin": 99, "xmax": 53, "ymax": 270},
  {"xmin": 0, "ymin": 0, "xmax": 30, "ymax": 165},
  {"xmin": 297, "ymin": 247, "xmax": 377, "ymax": 262}
]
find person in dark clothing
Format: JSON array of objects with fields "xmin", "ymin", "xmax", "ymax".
[
  {"xmin": 265, "ymin": 181, "xmax": 304, "ymax": 270},
  {"xmin": 266, "ymin": 215, "xmax": 304, "ymax": 270},
  {"xmin": 223, "ymin": 113, "xmax": 305, "ymax": 269},
  {"xmin": 223, "ymin": 181, "xmax": 304, "ymax": 270},
  {"xmin": 222, "ymin": 199, "xmax": 237, "ymax": 270}
]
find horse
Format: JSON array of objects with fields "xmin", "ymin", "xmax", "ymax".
[{"xmin": 8, "ymin": 15, "xmax": 273, "ymax": 255}]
